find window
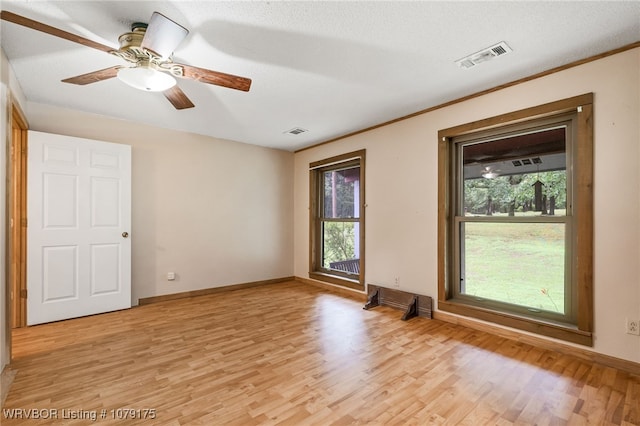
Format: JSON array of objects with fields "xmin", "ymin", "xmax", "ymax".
[
  {"xmin": 438, "ymin": 94, "xmax": 593, "ymax": 345},
  {"xmin": 309, "ymin": 150, "xmax": 365, "ymax": 289}
]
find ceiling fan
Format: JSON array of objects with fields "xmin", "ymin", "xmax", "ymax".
[
  {"xmin": 0, "ymin": 10, "xmax": 252, "ymax": 110},
  {"xmin": 481, "ymin": 166, "xmax": 500, "ymax": 179}
]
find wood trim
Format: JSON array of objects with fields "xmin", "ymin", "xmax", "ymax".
[
  {"xmin": 309, "ymin": 149, "xmax": 365, "ymax": 169},
  {"xmin": 359, "ymin": 150, "xmax": 366, "ymax": 285},
  {"xmin": 437, "ymin": 93, "xmax": 594, "ymax": 345},
  {"xmin": 7, "ymin": 99, "xmax": 28, "ymax": 344},
  {"xmin": 295, "ymin": 42, "xmax": 638, "ymax": 154},
  {"xmin": 137, "ymin": 276, "xmax": 294, "ymax": 305},
  {"xmin": 10, "ymin": 98, "xmax": 28, "ymax": 129},
  {"xmin": 438, "ymin": 93, "xmax": 594, "ymax": 138},
  {"xmin": 308, "ymin": 272, "xmax": 363, "ymax": 290},
  {"xmin": 308, "ymin": 149, "xmax": 366, "ymax": 288},
  {"xmin": 308, "ymin": 165, "xmax": 317, "ymax": 286},
  {"xmin": 434, "ymin": 310, "xmax": 640, "ymax": 376},
  {"xmin": 9, "ymin": 118, "xmax": 20, "ymax": 327},
  {"xmin": 575, "ymin": 103, "xmax": 594, "ymax": 332},
  {"xmin": 9, "ymin": 109, "xmax": 28, "ymax": 329},
  {"xmin": 437, "ymin": 133, "xmax": 450, "ymax": 303},
  {"xmin": 295, "ymin": 276, "xmax": 367, "ymax": 302},
  {"xmin": 438, "ymin": 300, "xmax": 592, "ymax": 346}
]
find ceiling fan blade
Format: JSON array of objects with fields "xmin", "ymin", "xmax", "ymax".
[
  {"xmin": 0, "ymin": 10, "xmax": 113, "ymax": 53},
  {"xmin": 163, "ymin": 85, "xmax": 195, "ymax": 110},
  {"xmin": 141, "ymin": 12, "xmax": 188, "ymax": 60},
  {"xmin": 178, "ymin": 64, "xmax": 252, "ymax": 92},
  {"xmin": 61, "ymin": 66, "xmax": 122, "ymax": 85}
]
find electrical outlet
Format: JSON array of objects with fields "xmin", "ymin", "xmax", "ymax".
[
  {"xmin": 167, "ymin": 272, "xmax": 176, "ymax": 281},
  {"xmin": 394, "ymin": 277, "xmax": 400, "ymax": 288},
  {"xmin": 626, "ymin": 318, "xmax": 640, "ymax": 335}
]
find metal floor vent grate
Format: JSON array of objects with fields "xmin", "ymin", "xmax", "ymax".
[{"xmin": 456, "ymin": 41, "xmax": 512, "ymax": 69}]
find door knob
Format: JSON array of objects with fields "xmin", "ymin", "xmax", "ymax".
[{"xmin": 122, "ymin": 232, "xmax": 129, "ymax": 238}]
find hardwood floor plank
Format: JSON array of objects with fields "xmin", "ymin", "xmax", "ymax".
[{"xmin": 3, "ymin": 281, "xmax": 640, "ymax": 425}]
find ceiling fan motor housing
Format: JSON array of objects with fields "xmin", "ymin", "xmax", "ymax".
[
  {"xmin": 113, "ymin": 26, "xmax": 169, "ymax": 71},
  {"xmin": 117, "ymin": 27, "xmax": 148, "ymax": 55}
]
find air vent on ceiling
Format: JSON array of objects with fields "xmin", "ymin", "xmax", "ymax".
[
  {"xmin": 285, "ymin": 127, "xmax": 308, "ymax": 135},
  {"xmin": 513, "ymin": 157, "xmax": 542, "ymax": 167},
  {"xmin": 455, "ymin": 41, "xmax": 513, "ymax": 69}
]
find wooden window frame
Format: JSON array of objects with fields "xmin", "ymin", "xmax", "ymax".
[
  {"xmin": 438, "ymin": 94, "xmax": 593, "ymax": 346},
  {"xmin": 309, "ymin": 150, "xmax": 365, "ymax": 290}
]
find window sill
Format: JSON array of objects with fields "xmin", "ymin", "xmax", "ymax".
[
  {"xmin": 309, "ymin": 272, "xmax": 363, "ymax": 290},
  {"xmin": 438, "ymin": 299, "xmax": 592, "ymax": 346}
]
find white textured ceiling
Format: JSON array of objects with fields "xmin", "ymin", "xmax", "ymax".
[{"xmin": 1, "ymin": 1, "xmax": 639, "ymax": 151}]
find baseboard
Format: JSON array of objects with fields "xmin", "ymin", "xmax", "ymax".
[
  {"xmin": 138, "ymin": 276, "xmax": 295, "ymax": 305},
  {"xmin": 434, "ymin": 310, "xmax": 640, "ymax": 376},
  {"xmin": 295, "ymin": 276, "xmax": 367, "ymax": 302}
]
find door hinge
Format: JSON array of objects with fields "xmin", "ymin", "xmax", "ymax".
[
  {"xmin": 21, "ymin": 218, "xmax": 27, "ymax": 227},
  {"xmin": 20, "ymin": 289, "xmax": 27, "ymax": 299}
]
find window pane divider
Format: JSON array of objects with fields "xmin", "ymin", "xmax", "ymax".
[
  {"xmin": 456, "ymin": 216, "xmax": 568, "ymax": 224},
  {"xmin": 320, "ymin": 217, "xmax": 360, "ymax": 223}
]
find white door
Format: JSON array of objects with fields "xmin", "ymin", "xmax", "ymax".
[{"xmin": 27, "ymin": 131, "xmax": 131, "ymax": 325}]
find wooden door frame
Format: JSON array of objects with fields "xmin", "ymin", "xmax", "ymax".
[{"xmin": 7, "ymin": 101, "xmax": 28, "ymax": 340}]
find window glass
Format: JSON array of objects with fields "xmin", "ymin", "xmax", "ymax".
[
  {"xmin": 309, "ymin": 151, "xmax": 365, "ymax": 288},
  {"xmin": 460, "ymin": 222, "xmax": 566, "ymax": 314},
  {"xmin": 462, "ymin": 127, "xmax": 567, "ymax": 217},
  {"xmin": 454, "ymin": 123, "xmax": 572, "ymax": 323},
  {"xmin": 323, "ymin": 222, "xmax": 360, "ymax": 273},
  {"xmin": 322, "ymin": 167, "xmax": 359, "ymax": 219}
]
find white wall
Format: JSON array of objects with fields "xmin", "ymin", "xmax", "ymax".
[
  {"xmin": 27, "ymin": 103, "xmax": 294, "ymax": 303},
  {"xmin": 294, "ymin": 48, "xmax": 640, "ymax": 363}
]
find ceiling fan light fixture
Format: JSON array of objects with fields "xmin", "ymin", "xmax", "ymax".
[
  {"xmin": 141, "ymin": 12, "xmax": 189, "ymax": 60},
  {"xmin": 117, "ymin": 66, "xmax": 176, "ymax": 92}
]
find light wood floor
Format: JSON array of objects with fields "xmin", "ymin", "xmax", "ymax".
[{"xmin": 3, "ymin": 281, "xmax": 640, "ymax": 425}]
